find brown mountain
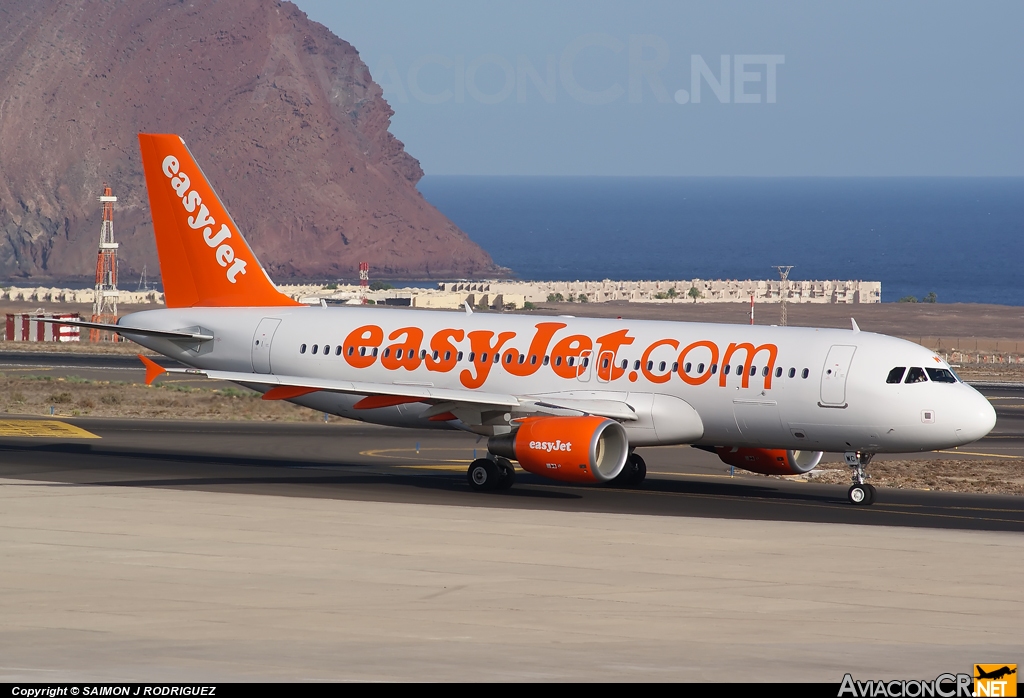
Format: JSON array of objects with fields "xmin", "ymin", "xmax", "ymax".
[{"xmin": 0, "ymin": 0, "xmax": 505, "ymax": 283}]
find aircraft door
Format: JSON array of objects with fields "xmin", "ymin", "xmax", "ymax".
[
  {"xmin": 820, "ymin": 345, "xmax": 856, "ymax": 406},
  {"xmin": 576, "ymin": 349, "xmax": 594, "ymax": 382},
  {"xmin": 252, "ymin": 318, "xmax": 282, "ymax": 374}
]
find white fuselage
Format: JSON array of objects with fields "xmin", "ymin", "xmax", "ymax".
[{"xmin": 120, "ymin": 305, "xmax": 996, "ymax": 454}]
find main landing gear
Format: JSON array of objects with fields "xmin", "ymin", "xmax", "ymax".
[
  {"xmin": 467, "ymin": 457, "xmax": 516, "ymax": 492},
  {"xmin": 610, "ymin": 452, "xmax": 647, "ymax": 488},
  {"xmin": 845, "ymin": 451, "xmax": 877, "ymax": 505}
]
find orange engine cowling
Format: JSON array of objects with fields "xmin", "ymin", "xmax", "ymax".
[
  {"xmin": 715, "ymin": 447, "xmax": 823, "ymax": 475},
  {"xmin": 488, "ymin": 416, "xmax": 629, "ymax": 484}
]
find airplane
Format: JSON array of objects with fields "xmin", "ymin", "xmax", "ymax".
[
  {"xmin": 48, "ymin": 134, "xmax": 998, "ymax": 506},
  {"xmin": 976, "ymin": 666, "xmax": 1016, "ymax": 681}
]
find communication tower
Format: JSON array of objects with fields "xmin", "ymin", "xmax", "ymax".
[
  {"xmin": 774, "ymin": 265, "xmax": 793, "ymax": 327},
  {"xmin": 90, "ymin": 185, "xmax": 119, "ymax": 342},
  {"xmin": 359, "ymin": 261, "xmax": 369, "ymax": 305}
]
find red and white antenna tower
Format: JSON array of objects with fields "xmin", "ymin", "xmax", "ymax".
[
  {"xmin": 90, "ymin": 185, "xmax": 119, "ymax": 342},
  {"xmin": 359, "ymin": 261, "xmax": 369, "ymax": 305}
]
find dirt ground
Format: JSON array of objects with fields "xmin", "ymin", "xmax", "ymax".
[
  {"xmin": 797, "ymin": 459, "xmax": 1024, "ymax": 496},
  {"xmin": 0, "ymin": 373, "xmax": 326, "ymax": 423}
]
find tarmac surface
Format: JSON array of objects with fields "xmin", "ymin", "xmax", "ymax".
[{"xmin": 1, "ymin": 351, "xmax": 1023, "ymax": 680}]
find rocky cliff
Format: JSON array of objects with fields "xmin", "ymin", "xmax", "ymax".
[{"xmin": 0, "ymin": 0, "xmax": 504, "ymax": 283}]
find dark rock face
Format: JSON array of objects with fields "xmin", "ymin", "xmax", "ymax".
[{"xmin": 0, "ymin": 0, "xmax": 505, "ymax": 282}]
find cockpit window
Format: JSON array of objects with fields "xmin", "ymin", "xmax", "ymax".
[
  {"xmin": 926, "ymin": 367, "xmax": 958, "ymax": 383},
  {"xmin": 886, "ymin": 367, "xmax": 906, "ymax": 384},
  {"xmin": 904, "ymin": 367, "xmax": 928, "ymax": 383}
]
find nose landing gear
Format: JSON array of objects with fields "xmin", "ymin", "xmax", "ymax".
[{"xmin": 845, "ymin": 451, "xmax": 877, "ymax": 505}]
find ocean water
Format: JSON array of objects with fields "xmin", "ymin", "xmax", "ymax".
[{"xmin": 417, "ymin": 177, "xmax": 1024, "ymax": 305}]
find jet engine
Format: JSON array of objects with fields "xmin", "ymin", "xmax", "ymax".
[
  {"xmin": 488, "ymin": 416, "xmax": 629, "ymax": 484},
  {"xmin": 714, "ymin": 447, "xmax": 823, "ymax": 476}
]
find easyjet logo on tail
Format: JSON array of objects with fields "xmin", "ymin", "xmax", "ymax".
[{"xmin": 161, "ymin": 155, "xmax": 247, "ymax": 284}]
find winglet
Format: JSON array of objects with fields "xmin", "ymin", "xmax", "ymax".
[
  {"xmin": 851, "ymin": 318, "xmax": 860, "ymax": 333},
  {"xmin": 138, "ymin": 354, "xmax": 166, "ymax": 385},
  {"xmin": 464, "ymin": 301, "xmax": 473, "ymax": 315}
]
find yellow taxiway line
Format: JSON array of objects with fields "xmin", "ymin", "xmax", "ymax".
[{"xmin": 0, "ymin": 420, "xmax": 100, "ymax": 439}]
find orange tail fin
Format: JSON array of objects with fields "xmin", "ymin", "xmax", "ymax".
[{"xmin": 137, "ymin": 134, "xmax": 302, "ymax": 309}]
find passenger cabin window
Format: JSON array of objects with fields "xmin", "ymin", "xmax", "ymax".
[
  {"xmin": 492, "ymin": 353, "xmax": 499, "ymax": 364},
  {"xmin": 724, "ymin": 365, "xmax": 731, "ymax": 375},
  {"xmin": 788, "ymin": 368, "xmax": 796, "ymax": 378},
  {"xmin": 886, "ymin": 367, "xmax": 906, "ymax": 384},
  {"xmin": 543, "ymin": 356, "xmax": 550, "ymax": 366},
  {"xmin": 457, "ymin": 351, "xmax": 464, "ymax": 361},
  {"xmin": 683, "ymin": 362, "xmax": 691, "ymax": 373},
  {"xmin": 801, "ymin": 368, "xmax": 809, "ymax": 379},
  {"xmin": 905, "ymin": 367, "xmax": 928, "ymax": 384},
  {"xmin": 926, "ymin": 367, "xmax": 957, "ymax": 383},
  {"xmin": 300, "ymin": 344, "xmax": 307, "ymax": 354},
  {"xmin": 711, "ymin": 364, "xmax": 718, "ymax": 374},
  {"xmin": 620, "ymin": 359, "xmax": 628, "ymax": 369},
  {"xmin": 775, "ymin": 367, "xmax": 782, "ymax": 378},
  {"xmin": 312, "ymin": 345, "xmax": 318, "ymax": 355},
  {"xmin": 698, "ymin": 363, "xmax": 705, "ymax": 373}
]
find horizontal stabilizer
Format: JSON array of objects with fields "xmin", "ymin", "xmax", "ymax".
[{"xmin": 31, "ymin": 317, "xmax": 213, "ymax": 341}]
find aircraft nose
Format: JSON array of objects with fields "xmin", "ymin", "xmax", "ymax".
[{"xmin": 954, "ymin": 387, "xmax": 997, "ymax": 445}]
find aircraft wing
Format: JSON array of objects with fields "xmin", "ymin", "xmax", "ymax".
[{"xmin": 140, "ymin": 356, "xmax": 637, "ymax": 423}]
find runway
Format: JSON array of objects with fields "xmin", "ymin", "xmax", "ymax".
[
  {"xmin": 1, "ymin": 418, "xmax": 1024, "ymax": 531},
  {"xmin": 2, "ymin": 354, "xmax": 1023, "ymax": 680}
]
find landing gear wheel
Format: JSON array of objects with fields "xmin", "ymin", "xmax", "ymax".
[
  {"xmin": 848, "ymin": 484, "xmax": 874, "ymax": 505},
  {"xmin": 611, "ymin": 453, "xmax": 647, "ymax": 487},
  {"xmin": 845, "ymin": 451, "xmax": 876, "ymax": 505},
  {"xmin": 626, "ymin": 453, "xmax": 647, "ymax": 486},
  {"xmin": 495, "ymin": 457, "xmax": 516, "ymax": 490},
  {"xmin": 467, "ymin": 458, "xmax": 500, "ymax": 492}
]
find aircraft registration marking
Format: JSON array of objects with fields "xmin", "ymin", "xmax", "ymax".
[{"xmin": 0, "ymin": 420, "xmax": 100, "ymax": 439}]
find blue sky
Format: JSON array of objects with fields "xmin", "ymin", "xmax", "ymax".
[{"xmin": 295, "ymin": 1, "xmax": 1023, "ymax": 176}]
